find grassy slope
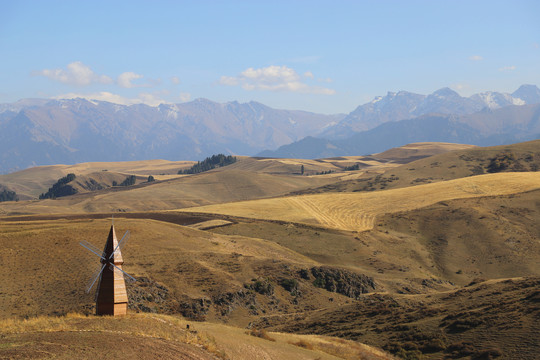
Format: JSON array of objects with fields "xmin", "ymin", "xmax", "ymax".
[
  {"xmin": 256, "ymin": 277, "xmax": 540, "ymax": 360},
  {"xmin": 0, "ymin": 169, "xmax": 338, "ymax": 215},
  {"xmin": 301, "ymin": 139, "xmax": 540, "ymax": 194},
  {"xmin": 0, "ymin": 159, "xmax": 195, "ymax": 199},
  {"xmin": 0, "ymin": 141, "xmax": 471, "ymax": 202},
  {"xmin": 180, "ymin": 172, "xmax": 540, "ymax": 231},
  {"xmin": 0, "ymin": 313, "xmax": 393, "ymax": 360}
]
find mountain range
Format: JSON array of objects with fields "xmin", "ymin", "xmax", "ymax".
[
  {"xmin": 1, "ymin": 84, "xmax": 539, "ymax": 173},
  {"xmin": 0, "ymin": 98, "xmax": 343, "ymax": 173}
]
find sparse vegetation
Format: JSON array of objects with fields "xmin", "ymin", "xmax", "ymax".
[
  {"xmin": 39, "ymin": 173, "xmax": 77, "ymax": 199},
  {"xmin": 487, "ymin": 152, "xmax": 516, "ymax": 173},
  {"xmin": 178, "ymin": 154, "xmax": 237, "ymax": 174},
  {"xmin": 247, "ymin": 328, "xmax": 276, "ymax": 342}
]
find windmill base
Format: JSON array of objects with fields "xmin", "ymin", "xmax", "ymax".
[{"xmin": 96, "ymin": 301, "xmax": 127, "ymax": 316}]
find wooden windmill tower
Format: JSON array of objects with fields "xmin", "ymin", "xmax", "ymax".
[{"xmin": 80, "ymin": 223, "xmax": 136, "ymax": 316}]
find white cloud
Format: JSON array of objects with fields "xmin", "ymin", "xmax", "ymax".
[
  {"xmin": 54, "ymin": 91, "xmax": 168, "ymax": 107},
  {"xmin": 303, "ymin": 71, "xmax": 314, "ymax": 79},
  {"xmin": 171, "ymin": 76, "xmax": 181, "ymax": 85},
  {"xmin": 533, "ymin": 43, "xmax": 539, "ymax": 49},
  {"xmin": 452, "ymin": 83, "xmax": 470, "ymax": 91},
  {"xmin": 220, "ymin": 65, "xmax": 335, "ymax": 95},
  {"xmin": 117, "ymin": 72, "xmax": 147, "ymax": 88},
  {"xmin": 499, "ymin": 65, "xmax": 516, "ymax": 71},
  {"xmin": 469, "ymin": 55, "xmax": 483, "ymax": 61},
  {"xmin": 35, "ymin": 61, "xmax": 112, "ymax": 86},
  {"xmin": 179, "ymin": 92, "xmax": 191, "ymax": 102}
]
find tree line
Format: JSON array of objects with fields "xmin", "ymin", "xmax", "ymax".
[
  {"xmin": 0, "ymin": 188, "xmax": 18, "ymax": 202},
  {"xmin": 178, "ymin": 154, "xmax": 237, "ymax": 174}
]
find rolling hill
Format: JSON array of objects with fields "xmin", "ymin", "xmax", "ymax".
[
  {"xmin": 179, "ymin": 172, "xmax": 540, "ymax": 232},
  {"xmin": 2, "ymin": 139, "xmax": 540, "ymax": 359}
]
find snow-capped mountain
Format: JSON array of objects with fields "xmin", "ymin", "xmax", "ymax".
[{"xmin": 321, "ymin": 85, "xmax": 540, "ymax": 139}]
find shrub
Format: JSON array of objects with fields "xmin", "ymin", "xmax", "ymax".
[
  {"xmin": 290, "ymin": 339, "xmax": 314, "ymax": 350},
  {"xmin": 248, "ymin": 328, "xmax": 276, "ymax": 342},
  {"xmin": 279, "ymin": 278, "xmax": 298, "ymax": 293}
]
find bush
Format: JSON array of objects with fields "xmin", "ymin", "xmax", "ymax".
[
  {"xmin": 247, "ymin": 328, "xmax": 276, "ymax": 342},
  {"xmin": 487, "ymin": 153, "xmax": 515, "ymax": 173},
  {"xmin": 279, "ymin": 278, "xmax": 298, "ymax": 292},
  {"xmin": 290, "ymin": 339, "xmax": 314, "ymax": 350},
  {"xmin": 147, "ymin": 175, "xmax": 155, "ymax": 182},
  {"xmin": 246, "ymin": 278, "xmax": 274, "ymax": 295}
]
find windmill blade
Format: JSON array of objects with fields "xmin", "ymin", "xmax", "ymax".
[
  {"xmin": 109, "ymin": 230, "xmax": 130, "ymax": 260},
  {"xmin": 109, "ymin": 263, "xmax": 137, "ymax": 282},
  {"xmin": 86, "ymin": 263, "xmax": 106, "ymax": 293},
  {"xmin": 80, "ymin": 240, "xmax": 106, "ymax": 260}
]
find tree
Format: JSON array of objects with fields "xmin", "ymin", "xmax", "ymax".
[
  {"xmin": 119, "ymin": 175, "xmax": 136, "ymax": 186},
  {"xmin": 147, "ymin": 175, "xmax": 155, "ymax": 182},
  {"xmin": 39, "ymin": 173, "xmax": 77, "ymax": 199},
  {"xmin": 0, "ymin": 188, "xmax": 18, "ymax": 202},
  {"xmin": 301, "ymin": 165, "xmax": 305, "ymax": 175},
  {"xmin": 178, "ymin": 154, "xmax": 237, "ymax": 174}
]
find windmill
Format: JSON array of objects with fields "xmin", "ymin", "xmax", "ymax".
[{"xmin": 80, "ymin": 222, "xmax": 136, "ymax": 316}]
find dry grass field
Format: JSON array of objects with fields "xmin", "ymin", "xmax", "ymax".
[
  {"xmin": 1, "ymin": 141, "xmax": 540, "ymax": 359},
  {"xmin": 181, "ymin": 172, "xmax": 540, "ymax": 231},
  {"xmin": 0, "ymin": 313, "xmax": 393, "ymax": 359},
  {"xmin": 299, "ymin": 139, "xmax": 540, "ymax": 194},
  {"xmin": 0, "ymin": 170, "xmax": 339, "ymax": 215},
  {"xmin": 0, "ymin": 159, "xmax": 194, "ymax": 199}
]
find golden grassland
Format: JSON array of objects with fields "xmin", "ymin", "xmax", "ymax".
[
  {"xmin": 0, "ymin": 159, "xmax": 195, "ymax": 199},
  {"xmin": 0, "ymin": 217, "xmax": 320, "ymax": 316},
  {"xmin": 0, "ymin": 169, "xmax": 338, "ymax": 215},
  {"xmin": 180, "ymin": 172, "xmax": 540, "ymax": 231},
  {"xmin": 0, "ymin": 141, "xmax": 471, "ymax": 202},
  {"xmin": 0, "ymin": 313, "xmax": 393, "ymax": 360},
  {"xmin": 372, "ymin": 142, "xmax": 476, "ymax": 161},
  {"xmin": 302, "ymin": 139, "xmax": 540, "ymax": 194}
]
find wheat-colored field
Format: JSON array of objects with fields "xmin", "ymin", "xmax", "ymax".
[
  {"xmin": 373, "ymin": 142, "xmax": 476, "ymax": 161},
  {"xmin": 180, "ymin": 172, "xmax": 540, "ymax": 231},
  {"xmin": 0, "ymin": 159, "xmax": 194, "ymax": 199},
  {"xmin": 0, "ymin": 313, "xmax": 393, "ymax": 360}
]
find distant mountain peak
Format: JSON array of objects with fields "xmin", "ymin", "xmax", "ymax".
[
  {"xmin": 512, "ymin": 84, "xmax": 540, "ymax": 104},
  {"xmin": 432, "ymin": 87, "xmax": 460, "ymax": 98}
]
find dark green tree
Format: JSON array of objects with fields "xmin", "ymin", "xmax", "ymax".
[
  {"xmin": 147, "ymin": 175, "xmax": 155, "ymax": 182},
  {"xmin": 39, "ymin": 173, "xmax": 77, "ymax": 199},
  {"xmin": 301, "ymin": 165, "xmax": 305, "ymax": 175},
  {"xmin": 178, "ymin": 154, "xmax": 237, "ymax": 174},
  {"xmin": 0, "ymin": 188, "xmax": 18, "ymax": 202},
  {"xmin": 119, "ymin": 175, "xmax": 136, "ymax": 186}
]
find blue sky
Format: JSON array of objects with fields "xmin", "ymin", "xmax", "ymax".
[{"xmin": 1, "ymin": 0, "xmax": 539, "ymax": 113}]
